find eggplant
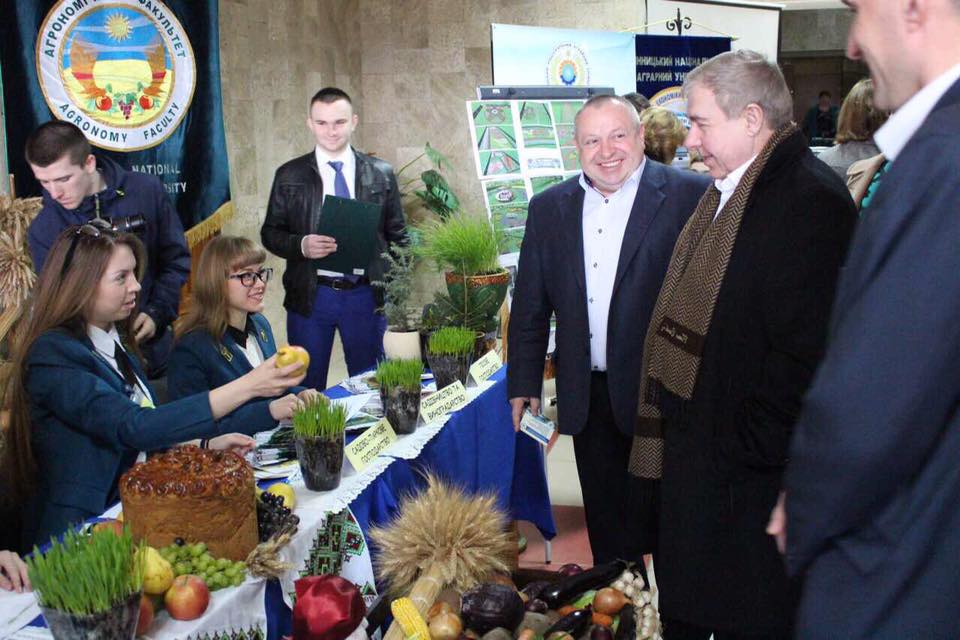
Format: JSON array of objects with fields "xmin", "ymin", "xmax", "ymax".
[
  {"xmin": 525, "ymin": 598, "xmax": 548, "ymax": 613},
  {"xmin": 544, "ymin": 605, "xmax": 593, "ymax": 638},
  {"xmin": 521, "ymin": 580, "xmax": 553, "ymax": 602},
  {"xmin": 613, "ymin": 604, "xmax": 636, "ymax": 640},
  {"xmin": 540, "ymin": 560, "xmax": 628, "ymax": 608}
]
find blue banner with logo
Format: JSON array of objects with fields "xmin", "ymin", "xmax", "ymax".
[
  {"xmin": 635, "ymin": 35, "xmax": 731, "ymax": 106},
  {"xmin": 0, "ymin": 0, "xmax": 231, "ymax": 237}
]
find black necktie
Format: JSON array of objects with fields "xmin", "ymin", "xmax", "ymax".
[{"xmin": 114, "ymin": 341, "xmax": 141, "ymax": 393}]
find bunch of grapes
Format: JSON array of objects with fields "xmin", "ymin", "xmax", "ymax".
[
  {"xmin": 257, "ymin": 492, "xmax": 299, "ymax": 542},
  {"xmin": 159, "ymin": 541, "xmax": 247, "ymax": 591},
  {"xmin": 119, "ymin": 99, "xmax": 134, "ymax": 120}
]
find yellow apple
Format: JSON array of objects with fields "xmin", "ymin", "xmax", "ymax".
[
  {"xmin": 266, "ymin": 482, "xmax": 296, "ymax": 509},
  {"xmin": 276, "ymin": 345, "xmax": 310, "ymax": 377}
]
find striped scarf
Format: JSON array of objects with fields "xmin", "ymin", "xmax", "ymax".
[{"xmin": 629, "ymin": 123, "xmax": 799, "ymax": 479}]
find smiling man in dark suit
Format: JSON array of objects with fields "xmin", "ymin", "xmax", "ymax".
[
  {"xmin": 769, "ymin": 1, "xmax": 960, "ymax": 637},
  {"xmin": 507, "ymin": 95, "xmax": 709, "ymax": 565}
]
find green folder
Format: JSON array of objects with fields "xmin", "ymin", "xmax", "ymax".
[{"xmin": 314, "ymin": 195, "xmax": 382, "ymax": 276}]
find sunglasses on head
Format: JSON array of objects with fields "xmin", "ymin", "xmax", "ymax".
[
  {"xmin": 228, "ymin": 267, "xmax": 273, "ymax": 287},
  {"xmin": 59, "ymin": 219, "xmax": 115, "ymax": 278}
]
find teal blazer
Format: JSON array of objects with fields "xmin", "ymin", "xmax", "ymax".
[
  {"xmin": 167, "ymin": 313, "xmax": 303, "ymax": 435},
  {"xmin": 21, "ymin": 329, "xmax": 222, "ymax": 549}
]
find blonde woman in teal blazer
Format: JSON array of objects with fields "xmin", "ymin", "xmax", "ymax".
[
  {"xmin": 168, "ymin": 236, "xmax": 314, "ymax": 435},
  {"xmin": 3, "ymin": 224, "xmax": 304, "ymax": 550}
]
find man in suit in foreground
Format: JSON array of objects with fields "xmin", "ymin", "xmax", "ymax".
[
  {"xmin": 508, "ymin": 95, "xmax": 709, "ymax": 564},
  {"xmin": 769, "ymin": 1, "xmax": 960, "ymax": 637}
]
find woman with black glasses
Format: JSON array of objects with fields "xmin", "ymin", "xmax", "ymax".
[
  {"xmin": 168, "ymin": 236, "xmax": 316, "ymax": 435},
  {"xmin": 3, "ymin": 226, "xmax": 305, "ymax": 549}
]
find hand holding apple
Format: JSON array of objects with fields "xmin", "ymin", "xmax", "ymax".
[
  {"xmin": 243, "ymin": 354, "xmax": 306, "ymax": 398},
  {"xmin": 276, "ymin": 345, "xmax": 310, "ymax": 377}
]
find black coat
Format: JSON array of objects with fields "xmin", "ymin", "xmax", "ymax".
[
  {"xmin": 260, "ymin": 149, "xmax": 406, "ymax": 316},
  {"xmin": 654, "ymin": 130, "xmax": 857, "ymax": 634},
  {"xmin": 508, "ymin": 160, "xmax": 709, "ymax": 436}
]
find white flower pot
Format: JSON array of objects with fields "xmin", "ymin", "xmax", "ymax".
[{"xmin": 383, "ymin": 329, "xmax": 422, "ymax": 361}]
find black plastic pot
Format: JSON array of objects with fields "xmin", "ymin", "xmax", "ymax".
[
  {"xmin": 426, "ymin": 350, "xmax": 474, "ymax": 389},
  {"xmin": 295, "ymin": 433, "xmax": 344, "ymax": 491},
  {"xmin": 41, "ymin": 589, "xmax": 141, "ymax": 640},
  {"xmin": 380, "ymin": 385, "xmax": 421, "ymax": 435}
]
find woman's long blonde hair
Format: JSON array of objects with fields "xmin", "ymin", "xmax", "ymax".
[
  {"xmin": 3, "ymin": 226, "xmax": 145, "ymax": 503},
  {"xmin": 175, "ymin": 235, "xmax": 267, "ymax": 341}
]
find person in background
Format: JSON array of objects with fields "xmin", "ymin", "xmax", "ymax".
[
  {"xmin": 25, "ymin": 121, "xmax": 190, "ymax": 378},
  {"xmin": 2, "ymin": 225, "xmax": 304, "ymax": 550},
  {"xmin": 0, "ymin": 550, "xmax": 29, "ymax": 592},
  {"xmin": 261, "ymin": 87, "xmax": 406, "ymax": 391},
  {"xmin": 772, "ymin": 0, "xmax": 960, "ymax": 636},
  {"xmin": 629, "ymin": 50, "xmax": 856, "ymax": 639},
  {"xmin": 802, "ymin": 90, "xmax": 840, "ymax": 143},
  {"xmin": 169, "ymin": 235, "xmax": 315, "ymax": 434},
  {"xmin": 623, "ymin": 92, "xmax": 651, "ymax": 114},
  {"xmin": 508, "ymin": 95, "xmax": 709, "ymax": 567},
  {"xmin": 816, "ymin": 78, "xmax": 889, "ymax": 177},
  {"xmin": 641, "ymin": 107, "xmax": 687, "ymax": 165}
]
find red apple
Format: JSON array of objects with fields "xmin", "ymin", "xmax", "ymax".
[
  {"xmin": 139, "ymin": 95, "xmax": 153, "ymax": 109},
  {"xmin": 164, "ymin": 575, "xmax": 210, "ymax": 621},
  {"xmin": 96, "ymin": 95, "xmax": 112, "ymax": 111},
  {"xmin": 136, "ymin": 593, "xmax": 154, "ymax": 635}
]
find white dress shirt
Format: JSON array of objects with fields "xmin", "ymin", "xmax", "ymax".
[
  {"xmin": 579, "ymin": 160, "xmax": 645, "ymax": 371},
  {"xmin": 714, "ymin": 154, "xmax": 757, "ymax": 219},
  {"xmin": 237, "ymin": 333, "xmax": 264, "ymax": 368},
  {"xmin": 875, "ymin": 62, "xmax": 960, "ymax": 162},
  {"xmin": 310, "ymin": 145, "xmax": 356, "ymax": 277}
]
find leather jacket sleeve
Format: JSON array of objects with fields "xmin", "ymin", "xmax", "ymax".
[{"xmin": 261, "ymin": 168, "xmax": 306, "ymax": 260}]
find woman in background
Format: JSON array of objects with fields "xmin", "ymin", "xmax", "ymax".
[
  {"xmin": 642, "ymin": 107, "xmax": 687, "ymax": 166},
  {"xmin": 816, "ymin": 78, "xmax": 889, "ymax": 178},
  {"xmin": 2, "ymin": 224, "xmax": 303, "ymax": 549},
  {"xmin": 168, "ymin": 235, "xmax": 314, "ymax": 434}
]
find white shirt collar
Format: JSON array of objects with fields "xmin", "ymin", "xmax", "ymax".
[
  {"xmin": 315, "ymin": 144, "xmax": 354, "ymax": 168},
  {"xmin": 87, "ymin": 324, "xmax": 122, "ymax": 357},
  {"xmin": 578, "ymin": 157, "xmax": 646, "ymax": 197},
  {"xmin": 715, "ymin": 154, "xmax": 757, "ymax": 196},
  {"xmin": 875, "ymin": 62, "xmax": 960, "ymax": 161}
]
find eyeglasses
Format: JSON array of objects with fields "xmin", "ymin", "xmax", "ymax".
[
  {"xmin": 60, "ymin": 220, "xmax": 114, "ymax": 277},
  {"xmin": 228, "ymin": 267, "xmax": 273, "ymax": 287}
]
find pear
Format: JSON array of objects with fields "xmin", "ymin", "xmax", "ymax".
[{"xmin": 142, "ymin": 546, "xmax": 175, "ymax": 595}]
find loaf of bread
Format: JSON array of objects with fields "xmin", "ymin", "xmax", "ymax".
[{"xmin": 120, "ymin": 446, "xmax": 258, "ymax": 560}]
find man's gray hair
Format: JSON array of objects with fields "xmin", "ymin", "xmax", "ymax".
[{"xmin": 683, "ymin": 50, "xmax": 794, "ymax": 129}]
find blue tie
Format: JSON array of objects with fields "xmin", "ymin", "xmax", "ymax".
[{"xmin": 328, "ymin": 160, "xmax": 351, "ymax": 198}]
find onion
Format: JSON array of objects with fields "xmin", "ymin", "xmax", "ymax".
[
  {"xmin": 557, "ymin": 563, "xmax": 584, "ymax": 577},
  {"xmin": 592, "ymin": 588, "xmax": 631, "ymax": 615},
  {"xmin": 428, "ymin": 612, "xmax": 462, "ymax": 640},
  {"xmin": 590, "ymin": 625, "xmax": 615, "ymax": 640}
]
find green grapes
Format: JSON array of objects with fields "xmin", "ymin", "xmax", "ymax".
[{"xmin": 158, "ymin": 542, "xmax": 246, "ymax": 590}]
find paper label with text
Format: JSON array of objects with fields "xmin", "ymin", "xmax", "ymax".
[
  {"xmin": 344, "ymin": 418, "xmax": 397, "ymax": 472},
  {"xmin": 421, "ymin": 381, "xmax": 469, "ymax": 423},
  {"xmin": 469, "ymin": 349, "xmax": 503, "ymax": 385}
]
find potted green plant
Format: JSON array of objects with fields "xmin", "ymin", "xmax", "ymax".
[
  {"xmin": 375, "ymin": 240, "xmax": 422, "ymax": 360},
  {"xmin": 375, "ymin": 358, "xmax": 424, "ymax": 435},
  {"xmin": 396, "ymin": 143, "xmax": 460, "ymax": 221},
  {"xmin": 27, "ymin": 527, "xmax": 143, "ymax": 639},
  {"xmin": 426, "ymin": 326, "xmax": 476, "ymax": 389},
  {"xmin": 293, "ymin": 395, "xmax": 347, "ymax": 491},
  {"xmin": 418, "ymin": 213, "xmax": 509, "ymax": 323}
]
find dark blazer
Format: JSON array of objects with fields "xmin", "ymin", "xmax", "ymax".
[
  {"xmin": 167, "ymin": 313, "xmax": 303, "ymax": 434},
  {"xmin": 654, "ymin": 130, "xmax": 856, "ymax": 634},
  {"xmin": 21, "ymin": 329, "xmax": 221, "ymax": 549},
  {"xmin": 507, "ymin": 160, "xmax": 709, "ymax": 436},
  {"xmin": 260, "ymin": 149, "xmax": 407, "ymax": 316},
  {"xmin": 786, "ymin": 80, "xmax": 960, "ymax": 639}
]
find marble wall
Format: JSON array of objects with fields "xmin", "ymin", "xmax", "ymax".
[{"xmin": 218, "ymin": 0, "xmax": 646, "ymax": 336}]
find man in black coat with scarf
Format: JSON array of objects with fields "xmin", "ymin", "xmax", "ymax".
[{"xmin": 628, "ymin": 50, "xmax": 856, "ymax": 638}]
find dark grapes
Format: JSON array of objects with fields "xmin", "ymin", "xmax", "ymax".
[{"xmin": 256, "ymin": 493, "xmax": 299, "ymax": 542}]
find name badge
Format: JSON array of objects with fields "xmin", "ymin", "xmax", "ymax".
[
  {"xmin": 344, "ymin": 418, "xmax": 397, "ymax": 472},
  {"xmin": 520, "ymin": 409, "xmax": 556, "ymax": 446},
  {"xmin": 420, "ymin": 381, "xmax": 468, "ymax": 423},
  {"xmin": 469, "ymin": 350, "xmax": 502, "ymax": 385}
]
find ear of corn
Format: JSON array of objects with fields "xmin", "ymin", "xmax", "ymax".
[{"xmin": 391, "ymin": 597, "xmax": 431, "ymax": 640}]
